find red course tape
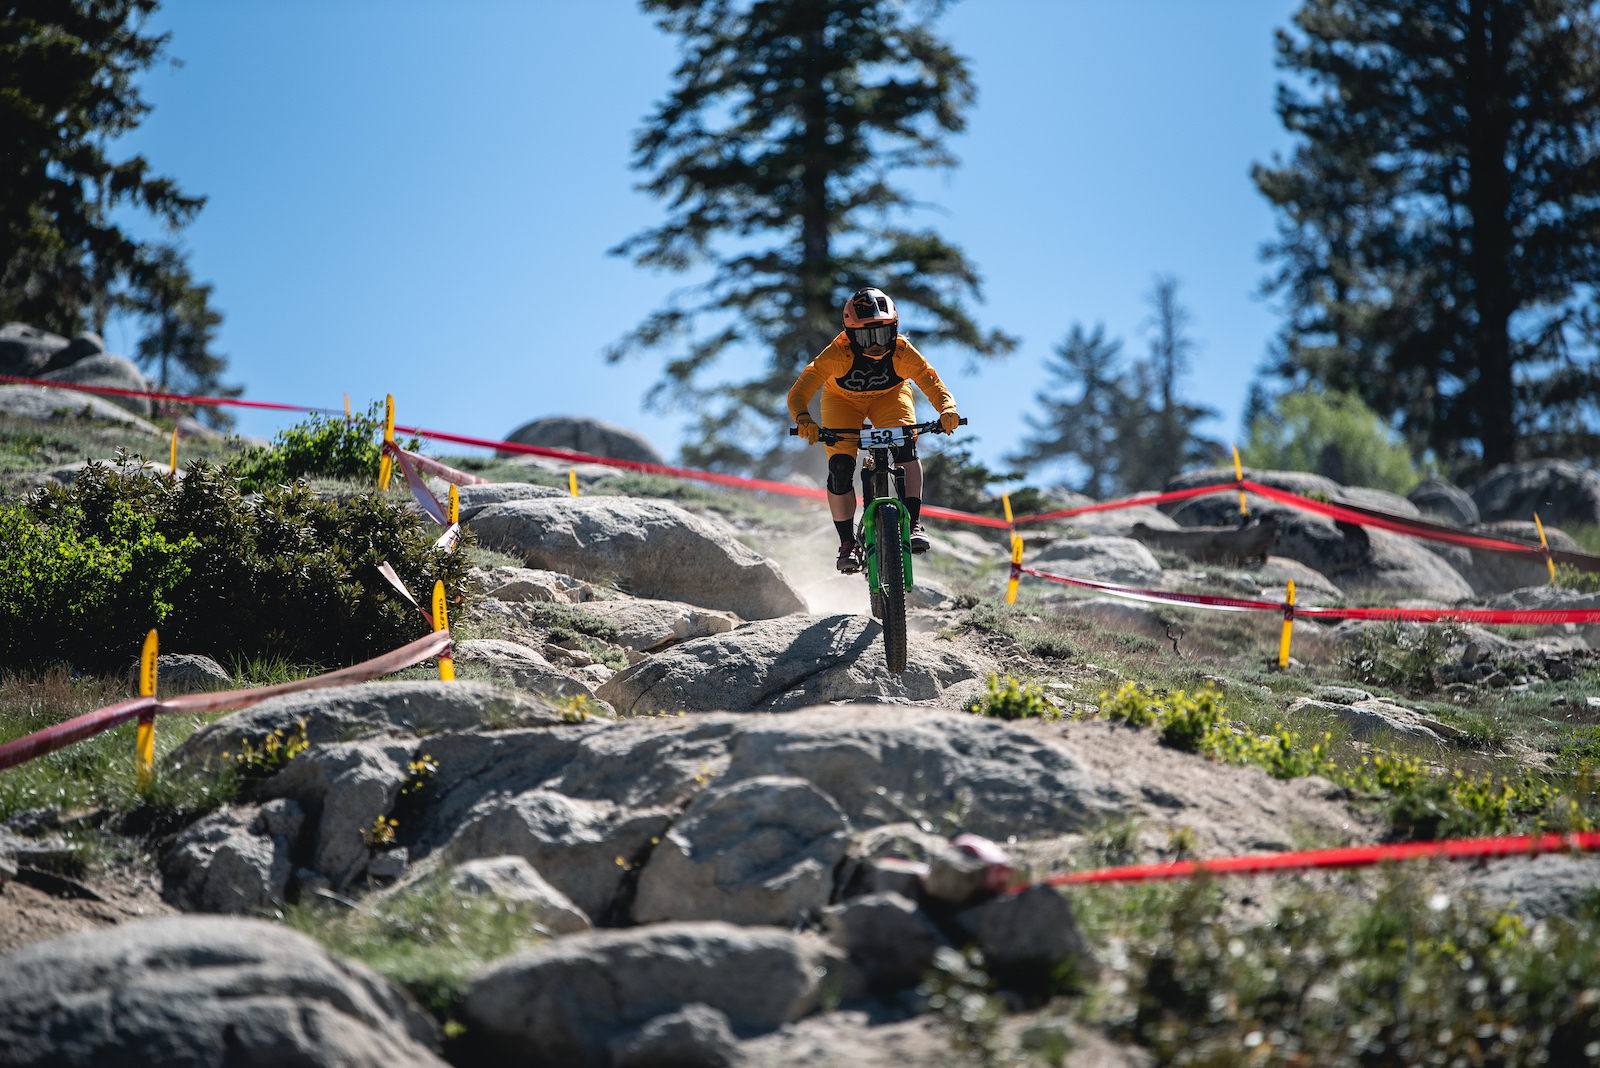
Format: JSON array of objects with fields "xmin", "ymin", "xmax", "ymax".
[
  {"xmin": 8, "ymin": 373, "xmax": 1600, "ymax": 557},
  {"xmin": 0, "ymin": 630, "xmax": 453, "ymax": 772},
  {"xmin": 1020, "ymin": 566, "xmax": 1600, "ymax": 624},
  {"xmin": 1033, "ymin": 829, "xmax": 1600, "ymax": 887}
]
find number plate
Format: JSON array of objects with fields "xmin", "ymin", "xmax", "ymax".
[{"xmin": 862, "ymin": 426, "xmax": 913, "ymax": 448}]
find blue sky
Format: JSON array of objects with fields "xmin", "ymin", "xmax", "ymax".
[{"xmin": 110, "ymin": 0, "xmax": 1301, "ymax": 480}]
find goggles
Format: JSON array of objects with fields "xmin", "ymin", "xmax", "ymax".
[{"xmin": 847, "ymin": 323, "xmax": 898, "ymax": 351}]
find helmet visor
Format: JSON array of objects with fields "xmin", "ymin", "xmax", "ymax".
[{"xmin": 847, "ymin": 323, "xmax": 898, "ymax": 351}]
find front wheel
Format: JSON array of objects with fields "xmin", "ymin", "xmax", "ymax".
[{"xmin": 875, "ymin": 502, "xmax": 908, "ymax": 673}]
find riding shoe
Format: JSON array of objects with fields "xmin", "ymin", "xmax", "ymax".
[
  {"xmin": 836, "ymin": 539, "xmax": 863, "ymax": 573},
  {"xmin": 909, "ymin": 522, "xmax": 930, "ymax": 555}
]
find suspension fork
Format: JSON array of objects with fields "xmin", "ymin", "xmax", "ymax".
[{"xmin": 859, "ymin": 449, "xmax": 914, "ymax": 593}]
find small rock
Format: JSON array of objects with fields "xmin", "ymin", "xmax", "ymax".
[
  {"xmin": 502, "ymin": 415, "xmax": 666, "ymax": 465},
  {"xmin": 161, "ymin": 800, "xmax": 304, "ymax": 913},
  {"xmin": 1027, "ymin": 536, "xmax": 1163, "ymax": 586},
  {"xmin": 445, "ymin": 790, "xmax": 672, "ymax": 920},
  {"xmin": 1313, "ymin": 686, "xmax": 1373, "ymax": 705},
  {"xmin": 823, "ymin": 892, "xmax": 947, "ymax": 988},
  {"xmin": 908, "ymin": 577, "xmax": 954, "ymax": 610},
  {"xmin": 125, "ymin": 653, "xmax": 231, "ymax": 696},
  {"xmin": 923, "ymin": 847, "xmax": 991, "ymax": 905},
  {"xmin": 862, "ymin": 857, "xmax": 930, "ymax": 899},
  {"xmin": 368, "ymin": 848, "xmax": 408, "ymax": 881},
  {"xmin": 954, "ymin": 886, "xmax": 1097, "ymax": 986},
  {"xmin": 1286, "ymin": 697, "xmax": 1446, "ymax": 743},
  {"xmin": 448, "ymin": 856, "xmax": 592, "ymax": 935},
  {"xmin": 608, "ymin": 1004, "xmax": 738, "ymax": 1068}
]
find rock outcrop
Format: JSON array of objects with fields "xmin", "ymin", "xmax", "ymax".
[
  {"xmin": 470, "ymin": 497, "xmax": 806, "ymax": 620},
  {"xmin": 1408, "ymin": 477, "xmax": 1480, "ymax": 526},
  {"xmin": 38, "ymin": 354, "xmax": 153, "ymax": 417},
  {"xmin": 595, "ymin": 614, "xmax": 985, "ymax": 712},
  {"xmin": 502, "ymin": 415, "xmax": 666, "ymax": 465},
  {"xmin": 161, "ymin": 800, "xmax": 303, "ymax": 913},
  {"xmin": 1471, "ymin": 459, "xmax": 1600, "ymax": 527},
  {"xmin": 632, "ymin": 775, "xmax": 851, "ymax": 926},
  {"xmin": 0, "ymin": 917, "xmax": 446, "ymax": 1067},
  {"xmin": 1026, "ymin": 535, "xmax": 1163, "ymax": 585},
  {"xmin": 462, "ymin": 922, "xmax": 853, "ymax": 1067}
]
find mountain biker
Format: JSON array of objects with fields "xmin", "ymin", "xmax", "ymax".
[{"xmin": 789, "ymin": 287, "xmax": 961, "ymax": 573}]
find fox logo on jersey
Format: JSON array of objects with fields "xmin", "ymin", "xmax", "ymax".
[{"xmin": 836, "ymin": 351, "xmax": 904, "ymax": 393}]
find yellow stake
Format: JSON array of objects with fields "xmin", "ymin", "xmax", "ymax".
[
  {"xmin": 168, "ymin": 425, "xmax": 178, "ymax": 477},
  {"xmin": 432, "ymin": 580, "xmax": 455, "ymax": 681},
  {"xmin": 1006, "ymin": 533, "xmax": 1024, "ymax": 605},
  {"xmin": 137, "ymin": 629, "xmax": 158, "ymax": 789},
  {"xmin": 377, "ymin": 393, "xmax": 395, "ymax": 490},
  {"xmin": 1002, "ymin": 493, "xmax": 1014, "ymax": 525},
  {"xmin": 1535, "ymin": 513, "xmax": 1556, "ymax": 583},
  {"xmin": 1278, "ymin": 580, "xmax": 1296, "ymax": 668},
  {"xmin": 1232, "ymin": 443, "xmax": 1248, "ymax": 517},
  {"xmin": 344, "ymin": 392, "xmax": 351, "ymax": 419},
  {"xmin": 449, "ymin": 483, "xmax": 459, "ymax": 526},
  {"xmin": 569, "ymin": 469, "xmax": 579, "ymax": 497}
]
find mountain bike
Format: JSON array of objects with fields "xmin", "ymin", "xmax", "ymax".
[{"xmin": 790, "ymin": 417, "xmax": 966, "ymax": 673}]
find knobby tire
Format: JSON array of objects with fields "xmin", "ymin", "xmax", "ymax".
[{"xmin": 876, "ymin": 503, "xmax": 908, "ymax": 673}]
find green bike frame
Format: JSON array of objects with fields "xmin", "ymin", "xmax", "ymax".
[{"xmin": 860, "ymin": 495, "xmax": 914, "ymax": 594}]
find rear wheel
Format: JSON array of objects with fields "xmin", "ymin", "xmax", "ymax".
[{"xmin": 875, "ymin": 502, "xmax": 908, "ymax": 673}]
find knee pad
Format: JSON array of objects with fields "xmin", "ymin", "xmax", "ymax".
[
  {"xmin": 891, "ymin": 440, "xmax": 919, "ymax": 465},
  {"xmin": 827, "ymin": 454, "xmax": 857, "ymax": 495}
]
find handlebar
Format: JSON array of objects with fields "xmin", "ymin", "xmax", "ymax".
[{"xmin": 788, "ymin": 417, "xmax": 967, "ymax": 444}]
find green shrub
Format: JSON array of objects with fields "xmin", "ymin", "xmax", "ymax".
[
  {"xmin": 1555, "ymin": 562, "xmax": 1600, "ymax": 593},
  {"xmin": 1339, "ymin": 620, "xmax": 1463, "ymax": 692},
  {"xmin": 5, "ymin": 458, "xmax": 470, "ymax": 669},
  {"xmin": 1243, "ymin": 388, "xmax": 1428, "ymax": 494},
  {"xmin": 968, "ymin": 673, "xmax": 1058, "ymax": 720},
  {"xmin": 1093, "ymin": 682, "xmax": 1597, "ymax": 838},
  {"xmin": 1081, "ymin": 873, "xmax": 1600, "ymax": 1066},
  {"xmin": 231, "ymin": 404, "xmax": 419, "ymax": 491},
  {"xmin": 289, "ymin": 868, "xmax": 548, "ymax": 1012}
]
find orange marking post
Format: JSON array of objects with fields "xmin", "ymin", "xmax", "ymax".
[
  {"xmin": 1278, "ymin": 579, "xmax": 1296, "ymax": 667},
  {"xmin": 136, "ymin": 630, "xmax": 158, "ymax": 788},
  {"xmin": 1535, "ymin": 513, "xmax": 1556, "ymax": 583},
  {"xmin": 432, "ymin": 581, "xmax": 455, "ymax": 681},
  {"xmin": 378, "ymin": 393, "xmax": 395, "ymax": 490}
]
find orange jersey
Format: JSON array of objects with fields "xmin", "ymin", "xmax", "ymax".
[{"xmin": 787, "ymin": 331, "xmax": 956, "ymax": 423}]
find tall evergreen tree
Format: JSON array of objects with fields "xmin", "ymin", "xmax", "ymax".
[
  {"xmin": 610, "ymin": 0, "xmax": 1014, "ymax": 471},
  {"xmin": 1010, "ymin": 280, "xmax": 1219, "ymax": 496},
  {"xmin": 1, "ymin": 0, "xmax": 204, "ymax": 336},
  {"xmin": 130, "ymin": 245, "xmax": 237, "ymax": 426},
  {"xmin": 1008, "ymin": 324, "xmax": 1127, "ymax": 499},
  {"xmin": 1255, "ymin": 0, "xmax": 1600, "ymax": 474}
]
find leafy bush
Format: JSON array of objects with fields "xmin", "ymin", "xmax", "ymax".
[
  {"xmin": 4, "ymin": 458, "xmax": 470, "ymax": 669},
  {"xmin": 968, "ymin": 673, "xmax": 1058, "ymax": 720},
  {"xmin": 1243, "ymin": 388, "xmax": 1427, "ymax": 494},
  {"xmin": 1339, "ymin": 620, "xmax": 1463, "ymax": 692},
  {"xmin": 1082, "ymin": 873, "xmax": 1600, "ymax": 1066},
  {"xmin": 231, "ymin": 404, "xmax": 420, "ymax": 491},
  {"xmin": 290, "ymin": 868, "xmax": 549, "ymax": 1012},
  {"xmin": 1555, "ymin": 562, "xmax": 1600, "ymax": 594},
  {"xmin": 1093, "ymin": 681, "xmax": 1596, "ymax": 838}
]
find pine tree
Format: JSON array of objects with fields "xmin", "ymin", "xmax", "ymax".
[
  {"xmin": 1255, "ymin": 0, "xmax": 1600, "ymax": 474},
  {"xmin": 610, "ymin": 0, "xmax": 1015, "ymax": 471},
  {"xmin": 1009, "ymin": 325, "xmax": 1127, "ymax": 499},
  {"xmin": 1011, "ymin": 279, "xmax": 1218, "ymax": 497},
  {"xmin": 130, "ymin": 246, "xmax": 238, "ymax": 426},
  {"xmin": 1, "ymin": 1, "xmax": 205, "ymax": 335}
]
